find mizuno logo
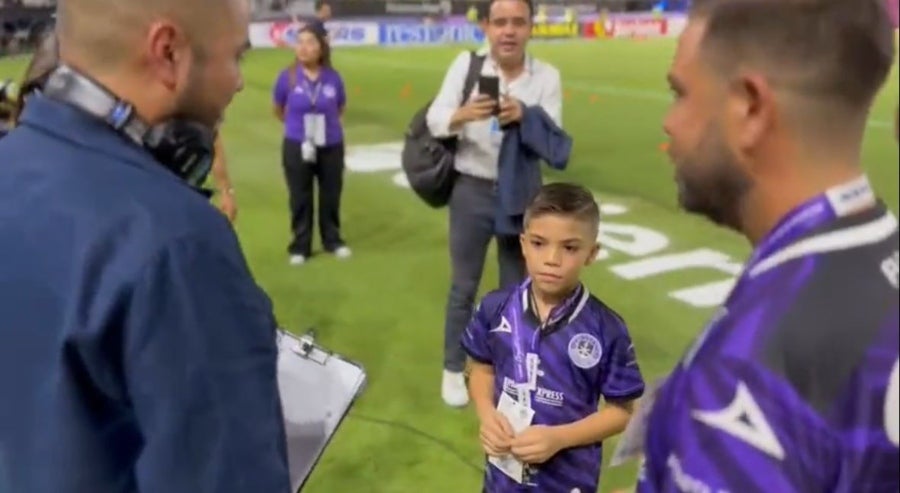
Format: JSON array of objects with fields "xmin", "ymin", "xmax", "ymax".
[
  {"xmin": 490, "ymin": 316, "xmax": 512, "ymax": 333},
  {"xmin": 691, "ymin": 381, "xmax": 786, "ymax": 461}
]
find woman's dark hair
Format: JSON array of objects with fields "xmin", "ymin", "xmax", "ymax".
[
  {"xmin": 286, "ymin": 26, "xmax": 332, "ymax": 89},
  {"xmin": 11, "ymin": 31, "xmax": 59, "ymax": 125},
  {"xmin": 294, "ymin": 25, "xmax": 332, "ymax": 69}
]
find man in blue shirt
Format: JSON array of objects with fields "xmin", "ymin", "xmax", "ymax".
[
  {"xmin": 637, "ymin": 0, "xmax": 899, "ymax": 491},
  {"xmin": 464, "ymin": 183, "xmax": 645, "ymax": 492},
  {"xmin": 0, "ymin": 0, "xmax": 292, "ymax": 492}
]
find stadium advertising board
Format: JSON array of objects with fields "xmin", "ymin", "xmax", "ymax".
[
  {"xmin": 249, "ymin": 21, "xmax": 380, "ymax": 48},
  {"xmin": 580, "ymin": 20, "xmax": 611, "ymax": 39},
  {"xmin": 606, "ymin": 17, "xmax": 669, "ymax": 38},
  {"xmin": 378, "ymin": 22, "xmax": 484, "ymax": 46},
  {"xmin": 531, "ymin": 22, "xmax": 581, "ymax": 40},
  {"xmin": 580, "ymin": 16, "xmax": 672, "ymax": 39}
]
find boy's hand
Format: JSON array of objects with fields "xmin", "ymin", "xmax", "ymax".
[
  {"xmin": 510, "ymin": 425, "xmax": 565, "ymax": 464},
  {"xmin": 479, "ymin": 410, "xmax": 515, "ymax": 457}
]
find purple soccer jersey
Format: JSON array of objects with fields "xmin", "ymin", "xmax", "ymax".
[
  {"xmin": 638, "ymin": 180, "xmax": 900, "ymax": 493},
  {"xmin": 273, "ymin": 66, "xmax": 346, "ymax": 146},
  {"xmin": 463, "ymin": 281, "xmax": 646, "ymax": 493}
]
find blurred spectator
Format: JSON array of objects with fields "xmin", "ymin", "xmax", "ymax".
[{"xmin": 0, "ymin": 1, "xmax": 53, "ymax": 56}]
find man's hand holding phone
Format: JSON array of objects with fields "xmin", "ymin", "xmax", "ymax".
[{"xmin": 450, "ymin": 95, "xmax": 497, "ymax": 130}]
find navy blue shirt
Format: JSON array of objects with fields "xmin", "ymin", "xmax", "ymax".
[
  {"xmin": 463, "ymin": 281, "xmax": 646, "ymax": 492},
  {"xmin": 0, "ymin": 96, "xmax": 292, "ymax": 493}
]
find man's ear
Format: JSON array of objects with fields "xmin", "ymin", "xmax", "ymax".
[
  {"xmin": 145, "ymin": 21, "xmax": 181, "ymax": 92},
  {"xmin": 730, "ymin": 72, "xmax": 775, "ymax": 154}
]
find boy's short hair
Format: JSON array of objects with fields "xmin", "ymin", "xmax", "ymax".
[{"xmin": 524, "ymin": 183, "xmax": 600, "ymax": 237}]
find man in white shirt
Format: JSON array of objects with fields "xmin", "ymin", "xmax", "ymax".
[{"xmin": 426, "ymin": 0, "xmax": 564, "ymax": 408}]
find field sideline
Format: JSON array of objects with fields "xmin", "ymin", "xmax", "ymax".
[{"xmin": 1, "ymin": 39, "xmax": 898, "ymax": 492}]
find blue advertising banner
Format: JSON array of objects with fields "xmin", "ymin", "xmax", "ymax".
[{"xmin": 378, "ymin": 23, "xmax": 485, "ymax": 46}]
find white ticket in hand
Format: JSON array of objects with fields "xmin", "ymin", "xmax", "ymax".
[{"xmin": 488, "ymin": 391, "xmax": 535, "ymax": 483}]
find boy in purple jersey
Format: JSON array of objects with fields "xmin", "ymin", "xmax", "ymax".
[
  {"xmin": 634, "ymin": 0, "xmax": 900, "ymax": 492},
  {"xmin": 463, "ymin": 183, "xmax": 646, "ymax": 493}
]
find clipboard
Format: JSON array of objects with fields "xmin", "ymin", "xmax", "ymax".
[{"xmin": 276, "ymin": 329, "xmax": 368, "ymax": 492}]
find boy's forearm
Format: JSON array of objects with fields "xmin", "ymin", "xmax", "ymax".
[
  {"xmin": 552, "ymin": 401, "xmax": 634, "ymax": 449},
  {"xmin": 467, "ymin": 362, "xmax": 496, "ymax": 419}
]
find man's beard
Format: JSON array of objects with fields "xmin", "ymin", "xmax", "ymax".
[
  {"xmin": 673, "ymin": 123, "xmax": 752, "ymax": 232},
  {"xmin": 171, "ymin": 61, "xmax": 219, "ymax": 129}
]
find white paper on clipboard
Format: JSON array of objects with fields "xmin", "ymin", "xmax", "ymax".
[{"xmin": 276, "ymin": 329, "xmax": 367, "ymax": 492}]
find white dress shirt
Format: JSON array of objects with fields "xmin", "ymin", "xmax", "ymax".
[{"xmin": 426, "ymin": 49, "xmax": 563, "ymax": 181}]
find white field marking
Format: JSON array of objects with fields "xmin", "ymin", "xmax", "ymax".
[{"xmin": 348, "ymin": 141, "xmax": 747, "ymax": 309}]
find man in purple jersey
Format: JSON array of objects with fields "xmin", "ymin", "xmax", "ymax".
[
  {"xmin": 635, "ymin": 0, "xmax": 900, "ymax": 492},
  {"xmin": 464, "ymin": 183, "xmax": 645, "ymax": 492}
]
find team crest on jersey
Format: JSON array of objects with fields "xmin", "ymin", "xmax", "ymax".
[
  {"xmin": 323, "ymin": 85, "xmax": 336, "ymax": 98},
  {"xmin": 568, "ymin": 333, "xmax": 602, "ymax": 369}
]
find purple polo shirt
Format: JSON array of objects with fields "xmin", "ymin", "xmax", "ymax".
[{"xmin": 273, "ymin": 66, "xmax": 346, "ymax": 146}]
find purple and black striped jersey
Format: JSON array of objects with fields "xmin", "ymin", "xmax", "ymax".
[
  {"xmin": 463, "ymin": 281, "xmax": 646, "ymax": 493},
  {"xmin": 639, "ymin": 191, "xmax": 900, "ymax": 492}
]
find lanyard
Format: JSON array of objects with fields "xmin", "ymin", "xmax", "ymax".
[
  {"xmin": 300, "ymin": 74, "xmax": 323, "ymax": 109},
  {"xmin": 509, "ymin": 279, "xmax": 584, "ymax": 406}
]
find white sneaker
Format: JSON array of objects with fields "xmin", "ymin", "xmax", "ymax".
[
  {"xmin": 333, "ymin": 246, "xmax": 352, "ymax": 259},
  {"xmin": 289, "ymin": 254, "xmax": 306, "ymax": 266},
  {"xmin": 441, "ymin": 370, "xmax": 469, "ymax": 408}
]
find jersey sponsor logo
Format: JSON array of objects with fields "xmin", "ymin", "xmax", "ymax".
[
  {"xmin": 568, "ymin": 333, "xmax": 603, "ymax": 369},
  {"xmin": 346, "ymin": 142, "xmax": 747, "ymax": 309},
  {"xmin": 502, "ymin": 377, "xmax": 565, "ymax": 407},
  {"xmin": 691, "ymin": 382, "xmax": 786, "ymax": 461},
  {"xmin": 323, "ymin": 85, "xmax": 337, "ymax": 99},
  {"xmin": 534, "ymin": 387, "xmax": 565, "ymax": 407}
]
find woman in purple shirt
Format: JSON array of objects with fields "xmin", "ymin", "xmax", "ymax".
[{"xmin": 273, "ymin": 26, "xmax": 350, "ymax": 265}]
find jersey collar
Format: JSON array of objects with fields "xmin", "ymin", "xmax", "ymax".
[{"xmin": 520, "ymin": 278, "xmax": 590, "ymax": 332}]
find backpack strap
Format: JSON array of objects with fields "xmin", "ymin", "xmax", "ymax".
[{"xmin": 460, "ymin": 50, "xmax": 486, "ymax": 106}]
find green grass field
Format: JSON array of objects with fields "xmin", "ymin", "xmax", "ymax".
[{"xmin": 2, "ymin": 39, "xmax": 898, "ymax": 492}]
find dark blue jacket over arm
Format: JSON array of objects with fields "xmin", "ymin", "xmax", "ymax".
[{"xmin": 496, "ymin": 103, "xmax": 572, "ymax": 234}]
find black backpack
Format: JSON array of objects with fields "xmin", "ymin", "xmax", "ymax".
[{"xmin": 401, "ymin": 51, "xmax": 486, "ymax": 208}]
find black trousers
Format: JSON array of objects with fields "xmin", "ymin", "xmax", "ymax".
[{"xmin": 282, "ymin": 138, "xmax": 346, "ymax": 256}]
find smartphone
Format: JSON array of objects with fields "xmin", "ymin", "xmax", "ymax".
[{"xmin": 478, "ymin": 75, "xmax": 500, "ymax": 115}]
